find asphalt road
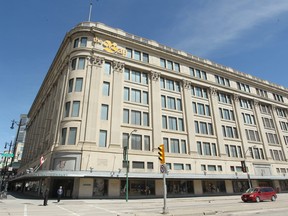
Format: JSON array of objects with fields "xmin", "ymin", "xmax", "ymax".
[{"xmin": 1, "ymin": 192, "xmax": 288, "ymax": 215}]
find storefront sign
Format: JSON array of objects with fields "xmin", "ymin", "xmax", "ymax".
[{"xmin": 94, "ymin": 37, "xmax": 127, "ymax": 56}]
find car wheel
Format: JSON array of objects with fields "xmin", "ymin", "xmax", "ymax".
[
  {"xmin": 271, "ymin": 196, "xmax": 276, "ymax": 201},
  {"xmin": 256, "ymin": 197, "xmax": 260, "ymax": 203}
]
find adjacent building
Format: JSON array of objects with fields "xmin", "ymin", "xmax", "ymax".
[{"xmin": 12, "ymin": 22, "xmax": 288, "ymax": 198}]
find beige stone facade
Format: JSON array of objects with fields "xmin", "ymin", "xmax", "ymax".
[{"xmin": 12, "ymin": 22, "xmax": 288, "ymax": 198}]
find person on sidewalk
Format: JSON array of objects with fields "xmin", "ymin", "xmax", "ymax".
[
  {"xmin": 43, "ymin": 188, "xmax": 49, "ymax": 206},
  {"xmin": 57, "ymin": 186, "xmax": 63, "ymax": 202}
]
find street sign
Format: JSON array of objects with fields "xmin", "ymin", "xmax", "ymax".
[{"xmin": 1, "ymin": 153, "xmax": 14, "ymax": 157}]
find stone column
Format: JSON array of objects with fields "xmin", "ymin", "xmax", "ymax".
[
  {"xmin": 181, "ymin": 79, "xmax": 197, "ymax": 156},
  {"xmin": 109, "ymin": 60, "xmax": 125, "ymax": 148},
  {"xmin": 209, "ymin": 87, "xmax": 226, "ymax": 156},
  {"xmin": 150, "ymin": 71, "xmax": 162, "ymax": 150}
]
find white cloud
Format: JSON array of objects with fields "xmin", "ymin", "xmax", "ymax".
[{"xmin": 172, "ymin": 0, "xmax": 288, "ymax": 56}]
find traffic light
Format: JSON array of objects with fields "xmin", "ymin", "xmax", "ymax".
[
  {"xmin": 158, "ymin": 144, "xmax": 165, "ymax": 164},
  {"xmin": 241, "ymin": 161, "xmax": 247, "ymax": 173}
]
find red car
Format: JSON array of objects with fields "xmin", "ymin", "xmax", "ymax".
[{"xmin": 241, "ymin": 187, "xmax": 277, "ymax": 202}]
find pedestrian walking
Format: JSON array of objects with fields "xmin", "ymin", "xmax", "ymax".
[
  {"xmin": 43, "ymin": 188, "xmax": 49, "ymax": 206},
  {"xmin": 57, "ymin": 186, "xmax": 63, "ymax": 202}
]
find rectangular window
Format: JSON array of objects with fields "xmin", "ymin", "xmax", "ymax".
[
  {"xmin": 181, "ymin": 140, "xmax": 187, "ymax": 154},
  {"xmin": 144, "ymin": 136, "xmax": 150, "ymax": 151},
  {"xmin": 171, "ymin": 139, "xmax": 180, "ymax": 153},
  {"xmin": 72, "ymin": 101, "xmax": 80, "ymax": 117},
  {"xmin": 163, "ymin": 138, "xmax": 169, "ymax": 152},
  {"xmin": 104, "ymin": 62, "xmax": 111, "ymax": 75},
  {"xmin": 132, "ymin": 161, "xmax": 144, "ymax": 169},
  {"xmin": 143, "ymin": 53, "xmax": 149, "ymax": 63},
  {"xmin": 123, "ymin": 109, "xmax": 129, "ymax": 123},
  {"xmin": 160, "ymin": 58, "xmax": 166, "ymax": 68},
  {"xmin": 143, "ymin": 112, "xmax": 149, "ymax": 126},
  {"xmin": 102, "ymin": 82, "xmax": 110, "ymax": 96},
  {"xmin": 99, "ymin": 130, "xmax": 107, "ymax": 147},
  {"xmin": 124, "ymin": 87, "xmax": 130, "ymax": 101},
  {"xmin": 64, "ymin": 102, "xmax": 71, "ymax": 117},
  {"xmin": 68, "ymin": 79, "xmax": 74, "ymax": 93},
  {"xmin": 131, "ymin": 110, "xmax": 141, "ymax": 125},
  {"xmin": 78, "ymin": 57, "xmax": 85, "ymax": 69},
  {"xmin": 61, "ymin": 128, "xmax": 67, "ymax": 145},
  {"xmin": 68, "ymin": 127, "xmax": 77, "ymax": 145},
  {"xmin": 131, "ymin": 134, "xmax": 142, "ymax": 150},
  {"xmin": 126, "ymin": 48, "xmax": 132, "ymax": 58},
  {"xmin": 80, "ymin": 37, "xmax": 87, "ymax": 47},
  {"xmin": 101, "ymin": 104, "xmax": 109, "ymax": 120},
  {"xmin": 143, "ymin": 91, "xmax": 148, "ymax": 104},
  {"xmin": 75, "ymin": 78, "xmax": 83, "ymax": 92},
  {"xmin": 174, "ymin": 163, "xmax": 184, "ymax": 170},
  {"xmin": 131, "ymin": 70, "xmax": 141, "ymax": 83},
  {"xmin": 162, "ymin": 115, "xmax": 167, "ymax": 129},
  {"xmin": 73, "ymin": 38, "xmax": 79, "ymax": 48},
  {"xmin": 122, "ymin": 133, "xmax": 129, "ymax": 148},
  {"xmin": 131, "ymin": 89, "xmax": 141, "ymax": 103},
  {"xmin": 168, "ymin": 117, "xmax": 177, "ymax": 130},
  {"xmin": 134, "ymin": 50, "xmax": 141, "ymax": 60}
]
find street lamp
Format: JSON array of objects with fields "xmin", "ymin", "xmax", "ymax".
[
  {"xmin": 243, "ymin": 145, "xmax": 257, "ymax": 188},
  {"xmin": 123, "ymin": 129, "xmax": 137, "ymax": 202}
]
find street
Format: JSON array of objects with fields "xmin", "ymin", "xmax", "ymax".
[{"xmin": 1, "ymin": 192, "xmax": 288, "ymax": 215}]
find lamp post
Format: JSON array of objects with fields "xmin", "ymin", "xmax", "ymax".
[
  {"xmin": 124, "ymin": 129, "xmax": 137, "ymax": 202},
  {"xmin": 243, "ymin": 145, "xmax": 257, "ymax": 189}
]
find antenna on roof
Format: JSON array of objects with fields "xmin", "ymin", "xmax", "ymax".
[{"xmin": 88, "ymin": 1, "xmax": 93, "ymax": 22}]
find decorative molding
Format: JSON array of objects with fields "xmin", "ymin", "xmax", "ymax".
[
  {"xmin": 87, "ymin": 55, "xmax": 104, "ymax": 66},
  {"xmin": 209, "ymin": 87, "xmax": 218, "ymax": 96},
  {"xmin": 233, "ymin": 94, "xmax": 240, "ymax": 102},
  {"xmin": 112, "ymin": 60, "xmax": 125, "ymax": 72},
  {"xmin": 182, "ymin": 79, "xmax": 191, "ymax": 89},
  {"xmin": 150, "ymin": 71, "xmax": 160, "ymax": 81}
]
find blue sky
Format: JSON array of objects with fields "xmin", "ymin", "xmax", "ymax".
[{"xmin": 1, "ymin": 0, "xmax": 288, "ymax": 153}]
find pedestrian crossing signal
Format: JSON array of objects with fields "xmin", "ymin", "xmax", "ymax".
[
  {"xmin": 241, "ymin": 161, "xmax": 247, "ymax": 173},
  {"xmin": 158, "ymin": 144, "xmax": 165, "ymax": 164}
]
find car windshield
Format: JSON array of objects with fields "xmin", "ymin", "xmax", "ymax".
[{"xmin": 245, "ymin": 188, "xmax": 259, "ymax": 193}]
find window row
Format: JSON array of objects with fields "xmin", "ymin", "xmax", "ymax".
[
  {"xmin": 163, "ymin": 137, "xmax": 187, "ymax": 154},
  {"xmin": 126, "ymin": 48, "xmax": 149, "ymax": 63},
  {"xmin": 219, "ymin": 108, "xmax": 234, "ymax": 121},
  {"xmin": 237, "ymin": 82, "xmax": 250, "ymax": 93},
  {"xmin": 191, "ymin": 85, "xmax": 208, "ymax": 99},
  {"xmin": 245, "ymin": 129, "xmax": 261, "ymax": 142},
  {"xmin": 68, "ymin": 78, "xmax": 83, "ymax": 93},
  {"xmin": 273, "ymin": 93, "xmax": 284, "ymax": 102},
  {"xmin": 123, "ymin": 109, "xmax": 149, "ymax": 127},
  {"xmin": 122, "ymin": 161, "xmax": 153, "ymax": 169},
  {"xmin": 266, "ymin": 133, "xmax": 279, "ymax": 144},
  {"xmin": 225, "ymin": 144, "xmax": 242, "ymax": 158},
  {"xmin": 270, "ymin": 149, "xmax": 285, "ymax": 161},
  {"xmin": 160, "ymin": 58, "xmax": 180, "ymax": 72},
  {"xmin": 277, "ymin": 108, "xmax": 287, "ymax": 117},
  {"xmin": 73, "ymin": 37, "xmax": 87, "ymax": 48},
  {"xmin": 162, "ymin": 115, "xmax": 184, "ymax": 131},
  {"xmin": 222, "ymin": 126, "xmax": 239, "ymax": 139},
  {"xmin": 124, "ymin": 68, "xmax": 148, "ymax": 84},
  {"xmin": 190, "ymin": 67, "xmax": 207, "ymax": 80},
  {"xmin": 61, "ymin": 127, "xmax": 77, "ymax": 145},
  {"xmin": 123, "ymin": 133, "xmax": 151, "ymax": 151},
  {"xmin": 192, "ymin": 102, "xmax": 211, "ymax": 116},
  {"xmin": 64, "ymin": 101, "xmax": 80, "ymax": 117},
  {"xmin": 197, "ymin": 141, "xmax": 218, "ymax": 156},
  {"xmin": 124, "ymin": 87, "xmax": 149, "ymax": 105},
  {"xmin": 218, "ymin": 92, "xmax": 232, "ymax": 104},
  {"xmin": 161, "ymin": 95, "xmax": 182, "ymax": 111},
  {"xmin": 239, "ymin": 98, "xmax": 252, "ymax": 109},
  {"xmin": 201, "ymin": 164, "xmax": 223, "ymax": 172},
  {"xmin": 215, "ymin": 75, "xmax": 230, "ymax": 86},
  {"xmin": 249, "ymin": 147, "xmax": 265, "ymax": 160},
  {"xmin": 280, "ymin": 121, "xmax": 288, "ymax": 131},
  {"xmin": 262, "ymin": 117, "xmax": 274, "ymax": 129},
  {"xmin": 160, "ymin": 77, "xmax": 181, "ymax": 92},
  {"xmin": 195, "ymin": 121, "xmax": 214, "ymax": 135},
  {"xmin": 256, "ymin": 88, "xmax": 268, "ymax": 98},
  {"xmin": 242, "ymin": 113, "xmax": 256, "ymax": 125},
  {"xmin": 259, "ymin": 104, "xmax": 271, "ymax": 114},
  {"xmin": 71, "ymin": 57, "xmax": 86, "ymax": 70}
]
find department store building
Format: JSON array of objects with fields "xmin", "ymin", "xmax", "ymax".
[{"xmin": 12, "ymin": 22, "xmax": 288, "ymax": 198}]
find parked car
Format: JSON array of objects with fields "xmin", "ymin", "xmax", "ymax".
[{"xmin": 241, "ymin": 187, "xmax": 277, "ymax": 202}]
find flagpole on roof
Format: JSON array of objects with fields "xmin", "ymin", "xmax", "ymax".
[{"xmin": 88, "ymin": 2, "xmax": 93, "ymax": 22}]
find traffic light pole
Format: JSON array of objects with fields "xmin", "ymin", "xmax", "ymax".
[{"xmin": 162, "ymin": 164, "xmax": 168, "ymax": 214}]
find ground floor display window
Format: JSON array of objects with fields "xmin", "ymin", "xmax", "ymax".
[
  {"xmin": 202, "ymin": 180, "xmax": 226, "ymax": 193},
  {"xmin": 167, "ymin": 180, "xmax": 194, "ymax": 195},
  {"xmin": 279, "ymin": 180, "xmax": 288, "ymax": 192},
  {"xmin": 232, "ymin": 180, "xmax": 249, "ymax": 193},
  {"xmin": 93, "ymin": 179, "xmax": 108, "ymax": 196},
  {"xmin": 120, "ymin": 179, "xmax": 155, "ymax": 196}
]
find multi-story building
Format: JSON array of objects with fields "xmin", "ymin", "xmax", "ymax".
[{"xmin": 12, "ymin": 22, "xmax": 288, "ymax": 198}]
